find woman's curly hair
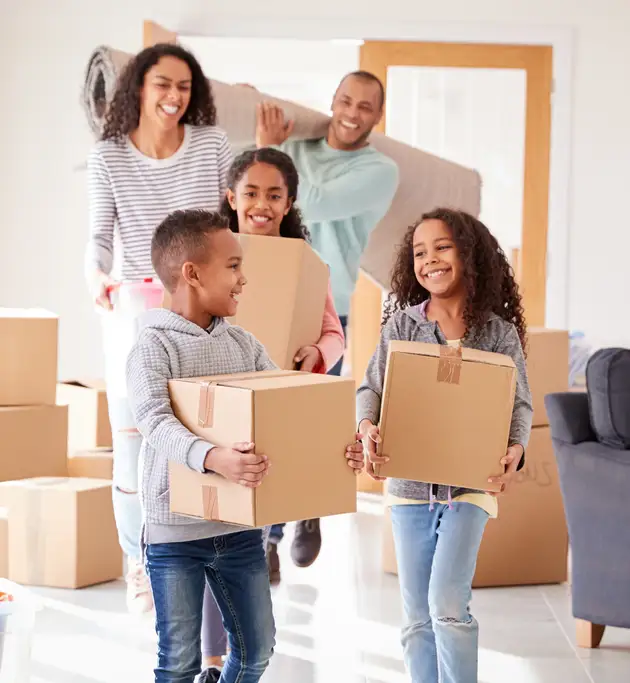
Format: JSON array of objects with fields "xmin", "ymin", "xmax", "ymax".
[
  {"xmin": 220, "ymin": 147, "xmax": 310, "ymax": 241},
  {"xmin": 101, "ymin": 43, "xmax": 216, "ymax": 141},
  {"xmin": 383, "ymin": 208, "xmax": 527, "ymax": 350}
]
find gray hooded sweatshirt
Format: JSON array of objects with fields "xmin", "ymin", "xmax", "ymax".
[
  {"xmin": 356, "ymin": 301, "xmax": 533, "ymax": 501},
  {"xmin": 126, "ymin": 309, "xmax": 276, "ymax": 545}
]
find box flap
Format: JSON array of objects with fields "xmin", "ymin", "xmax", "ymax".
[
  {"xmin": 173, "ymin": 370, "xmax": 300, "ymax": 389},
  {"xmin": 0, "ymin": 308, "xmax": 58, "ymax": 319},
  {"xmin": 388, "ymin": 340, "xmax": 515, "ymax": 368},
  {"xmin": 0, "ymin": 477, "xmax": 111, "ymax": 493},
  {"xmin": 60, "ymin": 379, "xmax": 107, "ymax": 391}
]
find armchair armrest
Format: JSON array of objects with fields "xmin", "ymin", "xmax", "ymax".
[{"xmin": 545, "ymin": 392, "xmax": 596, "ymax": 445}]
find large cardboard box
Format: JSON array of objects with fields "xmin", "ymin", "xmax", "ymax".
[
  {"xmin": 0, "ymin": 309, "xmax": 58, "ymax": 406},
  {"xmin": 228, "ymin": 235, "xmax": 329, "ymax": 369},
  {"xmin": 374, "ymin": 341, "xmax": 515, "ymax": 492},
  {"xmin": 527, "ymin": 329, "xmax": 569, "ymax": 427},
  {"xmin": 0, "ymin": 477, "xmax": 122, "ymax": 588},
  {"xmin": 57, "ymin": 380, "xmax": 112, "ymax": 449},
  {"xmin": 0, "ymin": 507, "xmax": 7, "ymax": 578},
  {"xmin": 68, "ymin": 449, "xmax": 114, "ymax": 480},
  {"xmin": 168, "ymin": 370, "xmax": 357, "ymax": 526},
  {"xmin": 0, "ymin": 405, "xmax": 68, "ymax": 482},
  {"xmin": 382, "ymin": 427, "xmax": 569, "ymax": 587}
]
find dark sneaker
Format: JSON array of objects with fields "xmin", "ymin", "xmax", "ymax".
[
  {"xmin": 197, "ymin": 667, "xmax": 222, "ymax": 683},
  {"xmin": 266, "ymin": 541, "xmax": 281, "ymax": 585},
  {"xmin": 290, "ymin": 519, "xmax": 321, "ymax": 568}
]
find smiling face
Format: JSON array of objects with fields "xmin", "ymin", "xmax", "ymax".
[
  {"xmin": 328, "ymin": 74, "xmax": 383, "ymax": 150},
  {"xmin": 226, "ymin": 162, "xmax": 292, "ymax": 237},
  {"xmin": 412, "ymin": 219, "xmax": 464, "ymax": 298},
  {"xmin": 139, "ymin": 56, "xmax": 192, "ymax": 131}
]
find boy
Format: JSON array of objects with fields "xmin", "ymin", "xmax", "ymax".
[{"xmin": 126, "ymin": 209, "xmax": 364, "ymax": 682}]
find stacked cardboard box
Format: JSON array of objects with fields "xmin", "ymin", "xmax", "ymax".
[{"xmin": 382, "ymin": 328, "xmax": 570, "ymax": 588}]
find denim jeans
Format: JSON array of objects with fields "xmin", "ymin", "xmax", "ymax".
[
  {"xmin": 269, "ymin": 314, "xmax": 348, "ymax": 544},
  {"xmin": 391, "ymin": 502, "xmax": 489, "ymax": 683},
  {"xmin": 146, "ymin": 530, "xmax": 275, "ymax": 683}
]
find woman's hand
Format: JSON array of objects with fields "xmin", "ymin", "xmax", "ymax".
[
  {"xmin": 359, "ymin": 419, "xmax": 388, "ymax": 481},
  {"xmin": 92, "ymin": 270, "xmax": 117, "ymax": 311},
  {"xmin": 487, "ymin": 444, "xmax": 524, "ymax": 496},
  {"xmin": 256, "ymin": 102, "xmax": 294, "ymax": 148}
]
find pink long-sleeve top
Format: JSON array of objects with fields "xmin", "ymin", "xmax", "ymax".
[{"xmin": 312, "ymin": 279, "xmax": 345, "ymax": 374}]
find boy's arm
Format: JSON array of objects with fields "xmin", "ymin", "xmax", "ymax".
[
  {"xmin": 496, "ymin": 326, "xmax": 534, "ymax": 463},
  {"xmin": 254, "ymin": 338, "xmax": 278, "ymax": 372},
  {"xmin": 126, "ymin": 335, "xmax": 214, "ymax": 473},
  {"xmin": 356, "ymin": 315, "xmax": 399, "ymax": 428}
]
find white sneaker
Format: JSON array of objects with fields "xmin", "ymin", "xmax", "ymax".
[{"xmin": 125, "ymin": 558, "xmax": 154, "ymax": 614}]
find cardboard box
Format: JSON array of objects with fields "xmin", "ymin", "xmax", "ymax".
[
  {"xmin": 0, "ymin": 507, "xmax": 7, "ymax": 578},
  {"xmin": 229, "ymin": 235, "xmax": 329, "ymax": 369},
  {"xmin": 0, "ymin": 405, "xmax": 68, "ymax": 482},
  {"xmin": 382, "ymin": 427, "xmax": 569, "ymax": 587},
  {"xmin": 526, "ymin": 329, "xmax": 569, "ymax": 427},
  {"xmin": 0, "ymin": 477, "xmax": 122, "ymax": 588},
  {"xmin": 0, "ymin": 308, "xmax": 58, "ymax": 406},
  {"xmin": 375, "ymin": 341, "xmax": 515, "ymax": 492},
  {"xmin": 57, "ymin": 380, "xmax": 112, "ymax": 449},
  {"xmin": 68, "ymin": 449, "xmax": 113, "ymax": 480},
  {"xmin": 168, "ymin": 370, "xmax": 357, "ymax": 526}
]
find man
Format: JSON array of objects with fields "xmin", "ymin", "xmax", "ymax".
[{"xmin": 254, "ymin": 71, "xmax": 399, "ymax": 581}]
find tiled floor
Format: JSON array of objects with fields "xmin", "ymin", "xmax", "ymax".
[{"xmin": 22, "ymin": 495, "xmax": 630, "ymax": 682}]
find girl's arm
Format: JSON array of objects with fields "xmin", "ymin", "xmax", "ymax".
[
  {"xmin": 312, "ymin": 280, "xmax": 345, "ymax": 374},
  {"xmin": 356, "ymin": 314, "xmax": 400, "ymax": 428},
  {"xmin": 496, "ymin": 325, "xmax": 534, "ymax": 456}
]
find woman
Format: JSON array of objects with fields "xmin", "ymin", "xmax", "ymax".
[{"xmin": 85, "ymin": 46, "xmax": 231, "ymax": 673}]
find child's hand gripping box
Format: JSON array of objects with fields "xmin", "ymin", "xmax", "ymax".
[
  {"xmin": 168, "ymin": 370, "xmax": 357, "ymax": 527},
  {"xmin": 228, "ymin": 235, "xmax": 329, "ymax": 370},
  {"xmin": 375, "ymin": 341, "xmax": 517, "ymax": 492}
]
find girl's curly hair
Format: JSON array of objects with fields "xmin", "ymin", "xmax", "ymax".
[
  {"xmin": 101, "ymin": 43, "xmax": 216, "ymax": 141},
  {"xmin": 220, "ymin": 147, "xmax": 310, "ymax": 241},
  {"xmin": 383, "ymin": 208, "xmax": 527, "ymax": 350}
]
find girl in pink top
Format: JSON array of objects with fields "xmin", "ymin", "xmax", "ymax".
[{"xmin": 222, "ymin": 147, "xmax": 345, "ymax": 373}]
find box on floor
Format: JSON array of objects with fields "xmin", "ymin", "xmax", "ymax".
[
  {"xmin": 67, "ymin": 449, "xmax": 113, "ymax": 480},
  {"xmin": 228, "ymin": 234, "xmax": 329, "ymax": 370},
  {"xmin": 527, "ymin": 329, "xmax": 569, "ymax": 427},
  {"xmin": 0, "ymin": 507, "xmax": 7, "ymax": 578},
  {"xmin": 382, "ymin": 426, "xmax": 569, "ymax": 587},
  {"xmin": 0, "ymin": 477, "xmax": 122, "ymax": 589},
  {"xmin": 0, "ymin": 308, "xmax": 58, "ymax": 406},
  {"xmin": 0, "ymin": 405, "xmax": 68, "ymax": 482},
  {"xmin": 169, "ymin": 370, "xmax": 357, "ymax": 527},
  {"xmin": 57, "ymin": 380, "xmax": 112, "ymax": 450},
  {"xmin": 375, "ymin": 341, "xmax": 514, "ymax": 492}
]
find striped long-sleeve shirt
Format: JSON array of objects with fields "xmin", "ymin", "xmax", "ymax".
[{"xmin": 85, "ymin": 124, "xmax": 233, "ymax": 281}]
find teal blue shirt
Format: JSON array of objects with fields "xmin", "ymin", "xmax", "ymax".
[{"xmin": 279, "ymin": 138, "xmax": 399, "ymax": 317}]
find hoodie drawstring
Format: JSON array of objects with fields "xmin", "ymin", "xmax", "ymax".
[
  {"xmin": 447, "ymin": 486, "xmax": 453, "ymax": 510},
  {"xmin": 429, "ymin": 488, "xmax": 436, "ymax": 512}
]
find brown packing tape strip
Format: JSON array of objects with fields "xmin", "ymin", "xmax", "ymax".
[
  {"xmin": 198, "ymin": 382, "xmax": 216, "ymax": 428},
  {"xmin": 202, "ymin": 485, "xmax": 220, "ymax": 521},
  {"xmin": 437, "ymin": 345, "xmax": 463, "ymax": 385}
]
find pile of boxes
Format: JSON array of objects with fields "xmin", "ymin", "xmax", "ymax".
[
  {"xmin": 0, "ymin": 309, "xmax": 121, "ymax": 589},
  {"xmin": 382, "ymin": 328, "xmax": 571, "ymax": 588}
]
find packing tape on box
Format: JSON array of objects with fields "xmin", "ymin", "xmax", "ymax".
[
  {"xmin": 437, "ymin": 346, "xmax": 463, "ymax": 385},
  {"xmin": 202, "ymin": 484, "xmax": 220, "ymax": 521},
  {"xmin": 198, "ymin": 382, "xmax": 216, "ymax": 428}
]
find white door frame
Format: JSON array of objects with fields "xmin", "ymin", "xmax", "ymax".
[{"xmin": 177, "ymin": 19, "xmax": 573, "ymax": 330}]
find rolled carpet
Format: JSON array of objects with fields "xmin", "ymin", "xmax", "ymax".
[{"xmin": 82, "ymin": 46, "xmax": 481, "ymax": 289}]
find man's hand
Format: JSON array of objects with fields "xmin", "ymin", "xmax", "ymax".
[
  {"xmin": 204, "ymin": 442, "xmax": 270, "ymax": 488},
  {"xmin": 487, "ymin": 444, "xmax": 524, "ymax": 496},
  {"xmin": 256, "ymin": 102, "xmax": 294, "ymax": 148},
  {"xmin": 345, "ymin": 433, "xmax": 365, "ymax": 475},
  {"xmin": 359, "ymin": 419, "xmax": 388, "ymax": 481},
  {"xmin": 294, "ymin": 345, "xmax": 323, "ymax": 373}
]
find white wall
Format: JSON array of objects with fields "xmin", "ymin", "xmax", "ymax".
[{"xmin": 1, "ymin": 0, "xmax": 629, "ymax": 380}]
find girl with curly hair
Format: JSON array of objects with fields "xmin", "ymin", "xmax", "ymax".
[
  {"xmin": 84, "ymin": 43, "xmax": 232, "ymax": 621},
  {"xmin": 357, "ymin": 208, "xmax": 533, "ymax": 683},
  {"xmin": 220, "ymin": 147, "xmax": 346, "ymax": 586}
]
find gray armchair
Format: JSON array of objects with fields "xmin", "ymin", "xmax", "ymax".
[{"xmin": 545, "ymin": 348, "xmax": 630, "ymax": 648}]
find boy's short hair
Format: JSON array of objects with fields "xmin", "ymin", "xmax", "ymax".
[{"xmin": 151, "ymin": 209, "xmax": 229, "ymax": 292}]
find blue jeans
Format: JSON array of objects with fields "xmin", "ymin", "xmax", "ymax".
[
  {"xmin": 269, "ymin": 315, "xmax": 348, "ymax": 543},
  {"xmin": 391, "ymin": 503, "xmax": 489, "ymax": 683},
  {"xmin": 146, "ymin": 530, "xmax": 275, "ymax": 683}
]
